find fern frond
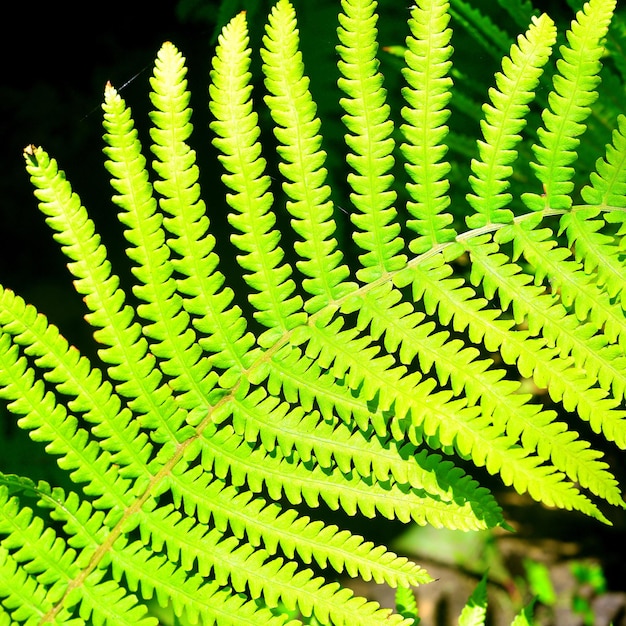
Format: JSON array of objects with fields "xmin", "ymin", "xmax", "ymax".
[
  {"xmin": 302, "ymin": 307, "xmax": 606, "ymax": 519},
  {"xmin": 560, "ymin": 208, "xmax": 626, "ymax": 309},
  {"xmin": 0, "ymin": 478, "xmax": 157, "ymax": 626},
  {"xmin": 356, "ymin": 281, "xmax": 526, "ymax": 418},
  {"xmin": 0, "ymin": 332, "xmax": 135, "ymax": 513},
  {"xmin": 503, "ymin": 221, "xmax": 626, "ymax": 347},
  {"xmin": 23, "ymin": 145, "xmax": 183, "ymax": 451},
  {"xmin": 146, "ymin": 42, "xmax": 217, "ymax": 409},
  {"xmin": 522, "ymin": 0, "xmax": 617, "ymax": 211},
  {"xmin": 466, "ymin": 232, "xmax": 626, "ymax": 453},
  {"xmin": 231, "ymin": 387, "xmax": 501, "ymax": 527},
  {"xmin": 262, "ymin": 0, "xmax": 355, "ymax": 313},
  {"xmin": 577, "ymin": 114, "xmax": 626, "ymax": 300},
  {"xmin": 0, "ymin": 545, "xmax": 69, "ymax": 625},
  {"xmin": 229, "ymin": 378, "xmax": 502, "ymax": 525},
  {"xmin": 0, "ymin": 485, "xmax": 79, "ymax": 614},
  {"xmin": 139, "ymin": 504, "xmax": 415, "ymax": 626},
  {"xmin": 581, "ymin": 115, "xmax": 626, "ymax": 208},
  {"xmin": 347, "ymin": 280, "xmax": 622, "ymax": 505},
  {"xmin": 19, "ymin": 146, "xmax": 304, "ymax": 624},
  {"xmin": 336, "ymin": 0, "xmax": 406, "ymax": 282},
  {"xmin": 402, "ymin": 256, "xmax": 618, "ymax": 519},
  {"xmin": 395, "ymin": 585, "xmax": 419, "ymax": 623},
  {"xmin": 195, "ymin": 419, "xmax": 488, "ymax": 532},
  {"xmin": 102, "ymin": 85, "xmax": 193, "ymax": 446},
  {"xmin": 151, "ymin": 41, "xmax": 256, "ymax": 389},
  {"xmin": 62, "ymin": 500, "xmax": 278, "ymax": 626},
  {"xmin": 466, "ymin": 13, "xmax": 556, "ymax": 228},
  {"xmin": 111, "ymin": 541, "xmax": 294, "ymax": 626},
  {"xmin": 401, "ymin": 0, "xmax": 457, "ymax": 254},
  {"xmin": 458, "ymin": 575, "xmax": 487, "ymax": 626},
  {"xmin": 35, "ymin": 478, "xmax": 291, "ymax": 626},
  {"xmin": 209, "ymin": 13, "xmax": 304, "ymax": 345},
  {"xmin": 4, "ymin": 1, "xmax": 626, "ymax": 623}
]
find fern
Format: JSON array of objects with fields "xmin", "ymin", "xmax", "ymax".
[{"xmin": 1, "ymin": 0, "xmax": 625, "ymax": 624}]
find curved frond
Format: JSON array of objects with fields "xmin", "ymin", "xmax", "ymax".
[
  {"xmin": 581, "ymin": 114, "xmax": 626, "ymax": 210},
  {"xmin": 560, "ymin": 208, "xmax": 626, "ymax": 310},
  {"xmin": 466, "ymin": 231, "xmax": 626, "ymax": 454},
  {"xmin": 0, "ymin": 287, "xmax": 152, "ymax": 480},
  {"xmin": 262, "ymin": 0, "xmax": 356, "ymax": 313},
  {"xmin": 522, "ymin": 0, "xmax": 617, "ymax": 211},
  {"xmin": 209, "ymin": 11, "xmax": 304, "ymax": 344},
  {"xmin": 102, "ymin": 85, "xmax": 193, "ymax": 446},
  {"xmin": 152, "ymin": 43, "xmax": 256, "ymax": 389},
  {"xmin": 24, "ymin": 145, "xmax": 183, "ymax": 451},
  {"xmin": 168, "ymin": 471, "xmax": 431, "ymax": 587},
  {"xmin": 138, "ymin": 505, "xmax": 415, "ymax": 626},
  {"xmin": 0, "ymin": 477, "xmax": 156, "ymax": 626},
  {"xmin": 466, "ymin": 13, "xmax": 556, "ymax": 227},
  {"xmin": 145, "ymin": 42, "xmax": 218, "ymax": 408},
  {"xmin": 0, "ymin": 331, "xmax": 135, "ymax": 513}
]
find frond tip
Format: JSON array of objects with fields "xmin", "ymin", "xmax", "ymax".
[
  {"xmin": 466, "ymin": 12, "xmax": 556, "ymax": 228},
  {"xmin": 337, "ymin": 0, "xmax": 406, "ymax": 282},
  {"xmin": 401, "ymin": 0, "xmax": 456, "ymax": 254},
  {"xmin": 262, "ymin": 0, "xmax": 356, "ymax": 313},
  {"xmin": 522, "ymin": 0, "xmax": 617, "ymax": 211}
]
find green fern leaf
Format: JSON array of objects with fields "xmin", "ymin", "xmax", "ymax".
[
  {"xmin": 467, "ymin": 13, "xmax": 556, "ymax": 228},
  {"xmin": 145, "ymin": 42, "xmax": 218, "ymax": 407},
  {"xmin": 522, "ymin": 0, "xmax": 617, "ymax": 211},
  {"xmin": 168, "ymin": 466, "xmax": 430, "ymax": 587},
  {"xmin": 458, "ymin": 575, "xmax": 488, "ymax": 626},
  {"xmin": 404, "ymin": 254, "xmax": 618, "ymax": 520},
  {"xmin": 395, "ymin": 585, "xmax": 419, "ymax": 622},
  {"xmin": 0, "ymin": 477, "xmax": 158, "ymax": 626},
  {"xmin": 261, "ymin": 0, "xmax": 355, "ymax": 313},
  {"xmin": 0, "ymin": 288, "xmax": 152, "ymax": 481},
  {"xmin": 337, "ymin": 0, "xmax": 406, "ymax": 282},
  {"xmin": 561, "ymin": 208, "xmax": 626, "ymax": 309},
  {"xmin": 401, "ymin": 0, "xmax": 457, "ymax": 254},
  {"xmin": 102, "ymin": 83, "xmax": 197, "ymax": 444},
  {"xmin": 209, "ymin": 13, "xmax": 304, "ymax": 342}
]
